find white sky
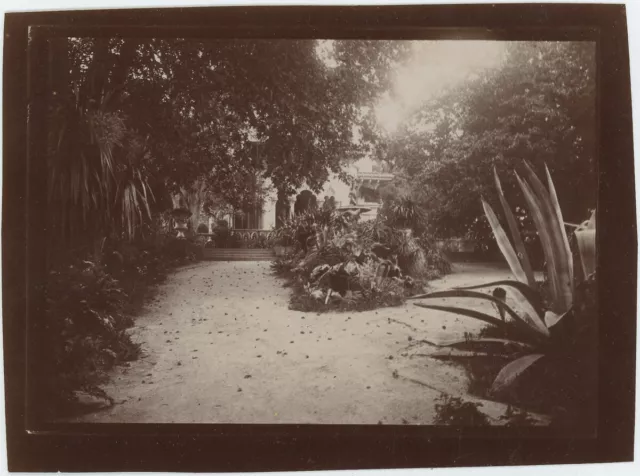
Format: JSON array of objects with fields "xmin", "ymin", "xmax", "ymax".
[{"xmin": 375, "ymin": 41, "xmax": 507, "ymax": 134}]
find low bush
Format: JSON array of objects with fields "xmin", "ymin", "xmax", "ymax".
[
  {"xmin": 244, "ymin": 234, "xmax": 272, "ymax": 249},
  {"xmin": 416, "ymin": 233, "xmax": 453, "ymax": 277},
  {"xmin": 41, "ymin": 259, "xmax": 141, "ymax": 419},
  {"xmin": 270, "ymin": 205, "xmax": 445, "ymax": 313},
  {"xmin": 40, "ymin": 232, "xmax": 200, "ymax": 420},
  {"xmin": 286, "ymin": 261, "xmax": 409, "ymax": 313},
  {"xmin": 434, "ymin": 394, "xmax": 490, "ymax": 426}
]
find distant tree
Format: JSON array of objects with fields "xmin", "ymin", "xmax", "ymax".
[
  {"xmin": 384, "ymin": 41, "xmax": 596, "ymax": 238},
  {"xmin": 47, "ymin": 38, "xmax": 154, "ymax": 260}
]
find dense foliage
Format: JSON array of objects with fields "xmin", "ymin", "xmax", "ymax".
[
  {"xmin": 41, "ymin": 37, "xmax": 411, "ymax": 418},
  {"xmin": 39, "ymin": 37, "xmax": 597, "ymax": 423},
  {"xmin": 47, "ymin": 37, "xmax": 411, "ymax": 254},
  {"xmin": 271, "ymin": 199, "xmax": 451, "ymax": 313},
  {"xmin": 39, "ymin": 241, "xmax": 201, "ymax": 419},
  {"xmin": 410, "ymin": 165, "xmax": 597, "ymax": 428},
  {"xmin": 379, "ymin": 42, "xmax": 596, "ymax": 241}
]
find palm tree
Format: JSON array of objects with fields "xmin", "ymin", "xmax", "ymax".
[{"xmin": 47, "ymin": 89, "xmax": 154, "ymax": 263}]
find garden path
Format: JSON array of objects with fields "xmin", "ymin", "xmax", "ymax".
[{"xmin": 70, "ymin": 260, "xmax": 548, "ymax": 425}]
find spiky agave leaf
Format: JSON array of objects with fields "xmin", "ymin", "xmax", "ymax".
[
  {"xmin": 437, "ymin": 337, "xmax": 536, "ymax": 353},
  {"xmin": 408, "ymin": 289, "xmax": 547, "ymax": 339},
  {"xmin": 452, "ymin": 281, "xmax": 548, "ymax": 337},
  {"xmin": 429, "ymin": 348, "xmax": 513, "ymax": 360},
  {"xmin": 543, "ymin": 310, "xmax": 565, "ymax": 328},
  {"xmin": 482, "ymin": 199, "xmax": 529, "ymax": 284},
  {"xmin": 516, "ymin": 170, "xmax": 572, "ymax": 314},
  {"xmin": 494, "ymin": 168, "xmax": 536, "ymax": 287},
  {"xmin": 413, "ymin": 302, "xmax": 507, "ymax": 329},
  {"xmin": 522, "ymin": 163, "xmax": 572, "ymax": 311},
  {"xmin": 545, "ymin": 164, "xmax": 574, "ymax": 285},
  {"xmin": 453, "ymin": 280, "xmax": 546, "ymax": 317},
  {"xmin": 491, "ymin": 353, "xmax": 545, "ymax": 395}
]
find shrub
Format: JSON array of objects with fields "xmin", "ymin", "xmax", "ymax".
[
  {"xmin": 434, "ymin": 394, "xmax": 490, "ymax": 426},
  {"xmin": 357, "ymin": 220, "xmax": 452, "ymax": 279},
  {"xmin": 38, "ymin": 226, "xmax": 201, "ymax": 420},
  {"xmin": 380, "ymin": 196, "xmax": 426, "ymax": 230},
  {"xmin": 271, "ymin": 257, "xmax": 296, "ymax": 276},
  {"xmin": 196, "ymin": 223, "xmax": 209, "ymax": 234},
  {"xmin": 271, "ymin": 206, "xmax": 448, "ymax": 313},
  {"xmin": 41, "ymin": 260, "xmax": 141, "ymax": 419},
  {"xmin": 499, "ymin": 405, "xmax": 538, "ymax": 427},
  {"xmin": 417, "ymin": 233, "xmax": 453, "ymax": 276},
  {"xmin": 164, "ymin": 237, "xmax": 192, "ymax": 259},
  {"xmin": 287, "ymin": 268, "xmax": 406, "ymax": 313},
  {"xmin": 244, "ymin": 233, "xmax": 272, "ymax": 249}
]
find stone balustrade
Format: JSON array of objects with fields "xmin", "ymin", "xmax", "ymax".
[
  {"xmin": 199, "ymin": 229, "xmax": 275, "ymax": 240},
  {"xmin": 197, "ymin": 229, "xmax": 277, "ymax": 249}
]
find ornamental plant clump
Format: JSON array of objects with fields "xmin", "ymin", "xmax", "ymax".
[
  {"xmin": 270, "ymin": 202, "xmax": 448, "ymax": 313},
  {"xmin": 409, "ymin": 162, "xmax": 597, "ymax": 406},
  {"xmin": 42, "ymin": 259, "xmax": 141, "ymax": 418},
  {"xmin": 382, "ymin": 196, "xmax": 426, "ymax": 230}
]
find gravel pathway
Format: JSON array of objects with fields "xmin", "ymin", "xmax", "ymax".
[{"xmin": 70, "ymin": 261, "xmax": 548, "ymax": 425}]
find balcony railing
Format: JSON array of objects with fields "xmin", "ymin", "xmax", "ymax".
[{"xmin": 199, "ymin": 229, "xmax": 275, "ymax": 239}]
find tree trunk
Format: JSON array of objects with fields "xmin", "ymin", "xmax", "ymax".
[{"xmin": 275, "ymin": 188, "xmax": 291, "ymax": 228}]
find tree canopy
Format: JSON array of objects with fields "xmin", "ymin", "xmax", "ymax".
[
  {"xmin": 378, "ymin": 41, "xmax": 596, "ymax": 238},
  {"xmin": 46, "ymin": 38, "xmax": 596, "ymax": 253},
  {"xmin": 47, "ymin": 37, "xmax": 411, "ymax": 249}
]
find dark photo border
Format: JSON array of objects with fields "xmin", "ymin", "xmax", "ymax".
[{"xmin": 2, "ymin": 3, "xmax": 636, "ymax": 472}]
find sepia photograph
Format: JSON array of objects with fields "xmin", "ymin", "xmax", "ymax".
[
  {"xmin": 2, "ymin": 2, "xmax": 636, "ymax": 472},
  {"xmin": 32, "ymin": 34, "xmax": 599, "ymax": 428}
]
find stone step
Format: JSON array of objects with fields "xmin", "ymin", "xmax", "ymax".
[
  {"xmin": 203, "ymin": 251, "xmax": 274, "ymax": 255},
  {"xmin": 202, "ymin": 248, "xmax": 275, "ymax": 261},
  {"xmin": 205, "ymin": 258, "xmax": 274, "ymax": 261},
  {"xmin": 204, "ymin": 249, "xmax": 274, "ymax": 252},
  {"xmin": 203, "ymin": 248, "xmax": 273, "ymax": 252},
  {"xmin": 203, "ymin": 252, "xmax": 274, "ymax": 255}
]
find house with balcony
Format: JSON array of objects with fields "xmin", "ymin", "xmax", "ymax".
[{"xmin": 207, "ymin": 157, "xmax": 394, "ymax": 235}]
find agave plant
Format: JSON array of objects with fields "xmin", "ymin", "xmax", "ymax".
[{"xmin": 409, "ymin": 162, "xmax": 596, "ymax": 397}]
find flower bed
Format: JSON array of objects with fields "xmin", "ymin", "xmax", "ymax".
[{"xmin": 270, "ymin": 204, "xmax": 451, "ymax": 313}]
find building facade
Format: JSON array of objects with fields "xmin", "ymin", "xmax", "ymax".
[{"xmin": 208, "ymin": 158, "xmax": 394, "ymax": 232}]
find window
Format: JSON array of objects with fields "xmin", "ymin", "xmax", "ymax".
[{"xmin": 234, "ymin": 205, "xmax": 264, "ymax": 229}]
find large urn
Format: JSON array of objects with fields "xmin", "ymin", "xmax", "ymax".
[{"xmin": 171, "ymin": 207, "xmax": 192, "ymax": 239}]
